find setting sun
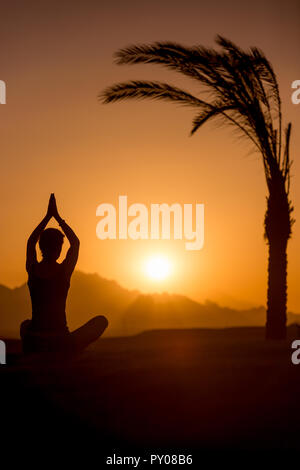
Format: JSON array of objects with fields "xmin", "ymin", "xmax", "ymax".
[{"xmin": 145, "ymin": 256, "xmax": 171, "ymax": 280}]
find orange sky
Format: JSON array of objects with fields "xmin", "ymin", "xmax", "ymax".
[{"xmin": 0, "ymin": 0, "xmax": 299, "ymax": 311}]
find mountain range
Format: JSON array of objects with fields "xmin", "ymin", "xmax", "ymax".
[{"xmin": 0, "ymin": 271, "xmax": 299, "ymax": 338}]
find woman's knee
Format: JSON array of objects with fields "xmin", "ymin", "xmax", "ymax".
[{"xmin": 92, "ymin": 315, "xmax": 108, "ymax": 331}]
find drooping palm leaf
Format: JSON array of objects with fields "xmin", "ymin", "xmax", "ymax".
[
  {"xmin": 101, "ymin": 36, "xmax": 292, "ymax": 194},
  {"xmin": 101, "ymin": 80, "xmax": 206, "ymax": 107}
]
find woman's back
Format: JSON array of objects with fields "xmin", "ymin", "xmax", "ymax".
[{"xmin": 28, "ymin": 261, "xmax": 70, "ymax": 333}]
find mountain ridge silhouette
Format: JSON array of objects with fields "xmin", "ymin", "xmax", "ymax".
[{"xmin": 0, "ymin": 271, "xmax": 299, "ymax": 338}]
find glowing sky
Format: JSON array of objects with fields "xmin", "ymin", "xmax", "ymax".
[{"xmin": 0, "ymin": 0, "xmax": 299, "ymax": 311}]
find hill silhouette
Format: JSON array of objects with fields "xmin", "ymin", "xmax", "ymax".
[{"xmin": 1, "ymin": 271, "xmax": 299, "ymax": 338}]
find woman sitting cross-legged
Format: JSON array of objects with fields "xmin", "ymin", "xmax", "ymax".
[{"xmin": 20, "ymin": 193, "xmax": 108, "ymax": 354}]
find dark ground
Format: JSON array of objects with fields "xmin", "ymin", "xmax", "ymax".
[{"xmin": 1, "ymin": 326, "xmax": 300, "ymax": 465}]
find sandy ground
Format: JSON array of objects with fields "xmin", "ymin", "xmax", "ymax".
[{"xmin": 1, "ymin": 326, "xmax": 299, "ymax": 464}]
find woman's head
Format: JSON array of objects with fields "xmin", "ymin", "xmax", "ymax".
[{"xmin": 39, "ymin": 228, "xmax": 64, "ymax": 260}]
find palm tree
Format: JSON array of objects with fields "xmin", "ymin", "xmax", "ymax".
[{"xmin": 100, "ymin": 36, "xmax": 294, "ymax": 339}]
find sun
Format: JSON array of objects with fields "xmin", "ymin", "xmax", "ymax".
[{"xmin": 145, "ymin": 256, "xmax": 171, "ymax": 280}]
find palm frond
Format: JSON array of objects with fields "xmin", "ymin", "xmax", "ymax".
[
  {"xmin": 114, "ymin": 42, "xmax": 219, "ymax": 87},
  {"xmin": 190, "ymin": 107, "xmax": 229, "ymax": 135},
  {"xmin": 190, "ymin": 104, "xmax": 260, "ymax": 152},
  {"xmin": 101, "ymin": 80, "xmax": 208, "ymax": 108},
  {"xmin": 282, "ymin": 123, "xmax": 292, "ymax": 192},
  {"xmin": 101, "ymin": 36, "xmax": 290, "ymax": 192}
]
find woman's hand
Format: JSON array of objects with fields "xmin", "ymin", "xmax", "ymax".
[{"xmin": 47, "ymin": 193, "xmax": 59, "ymax": 219}]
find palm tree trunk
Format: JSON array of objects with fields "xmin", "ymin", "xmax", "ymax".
[
  {"xmin": 266, "ymin": 239, "xmax": 288, "ymax": 339},
  {"xmin": 265, "ymin": 179, "xmax": 291, "ymax": 340}
]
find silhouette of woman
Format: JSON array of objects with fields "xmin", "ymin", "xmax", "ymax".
[{"xmin": 20, "ymin": 193, "xmax": 108, "ymax": 353}]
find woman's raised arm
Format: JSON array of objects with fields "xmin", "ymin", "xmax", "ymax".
[
  {"xmin": 51, "ymin": 194, "xmax": 80, "ymax": 274},
  {"xmin": 26, "ymin": 195, "xmax": 54, "ymax": 272}
]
